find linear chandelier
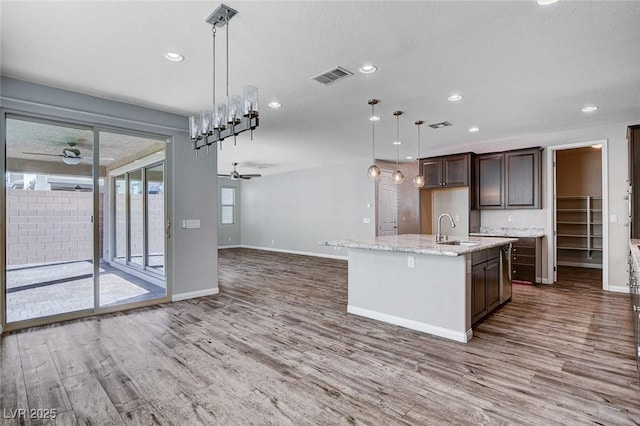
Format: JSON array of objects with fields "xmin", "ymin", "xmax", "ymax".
[{"xmin": 188, "ymin": 4, "xmax": 259, "ymax": 156}]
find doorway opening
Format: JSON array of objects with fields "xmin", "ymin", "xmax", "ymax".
[{"xmin": 547, "ymin": 141, "xmax": 608, "ymax": 289}]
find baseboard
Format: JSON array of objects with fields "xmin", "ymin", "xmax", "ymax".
[
  {"xmin": 218, "ymin": 245, "xmax": 241, "ymax": 249},
  {"xmin": 172, "ymin": 287, "xmax": 219, "ymax": 302},
  {"xmin": 607, "ymin": 285, "xmax": 629, "ymax": 294},
  {"xmin": 240, "ymin": 245, "xmax": 348, "ymax": 261},
  {"xmin": 347, "ymin": 305, "xmax": 472, "ymax": 343}
]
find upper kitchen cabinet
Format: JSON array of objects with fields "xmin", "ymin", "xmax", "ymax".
[
  {"xmin": 475, "ymin": 147, "xmax": 543, "ymax": 210},
  {"xmin": 421, "ymin": 153, "xmax": 471, "ymax": 189},
  {"xmin": 629, "ymin": 125, "xmax": 640, "ymax": 239}
]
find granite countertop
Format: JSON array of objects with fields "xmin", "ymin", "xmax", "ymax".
[
  {"xmin": 321, "ymin": 234, "xmax": 518, "ymax": 257},
  {"xmin": 469, "ymin": 227, "xmax": 545, "ymax": 238}
]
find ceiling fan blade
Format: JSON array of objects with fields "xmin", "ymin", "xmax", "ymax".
[
  {"xmin": 22, "ymin": 151, "xmax": 63, "ymax": 157},
  {"xmin": 217, "ymin": 174, "xmax": 231, "ymax": 177},
  {"xmin": 239, "ymin": 176, "xmax": 252, "ymax": 179},
  {"xmin": 241, "ymin": 174, "xmax": 261, "ymax": 177}
]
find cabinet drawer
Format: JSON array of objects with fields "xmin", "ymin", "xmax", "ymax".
[
  {"xmin": 512, "ymin": 254, "xmax": 535, "ymax": 266},
  {"xmin": 511, "ymin": 246, "xmax": 534, "ymax": 256},
  {"xmin": 512, "ymin": 265, "xmax": 535, "ymax": 283},
  {"xmin": 486, "ymin": 247, "xmax": 500, "ymax": 261},
  {"xmin": 472, "ymin": 250, "xmax": 487, "ymax": 265},
  {"xmin": 513, "ymin": 237, "xmax": 536, "ymax": 248}
]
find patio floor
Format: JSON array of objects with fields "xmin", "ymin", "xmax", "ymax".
[{"xmin": 6, "ymin": 260, "xmax": 166, "ymax": 323}]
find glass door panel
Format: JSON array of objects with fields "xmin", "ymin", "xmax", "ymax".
[
  {"xmin": 114, "ymin": 174, "xmax": 127, "ymax": 263},
  {"xmin": 146, "ymin": 163, "xmax": 165, "ymax": 274},
  {"xmin": 99, "ymin": 131, "xmax": 166, "ymax": 308},
  {"xmin": 128, "ymin": 169, "xmax": 144, "ymax": 267},
  {"xmin": 4, "ymin": 117, "xmax": 94, "ymax": 323}
]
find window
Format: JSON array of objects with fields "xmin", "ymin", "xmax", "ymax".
[{"xmin": 221, "ymin": 187, "xmax": 235, "ymax": 224}]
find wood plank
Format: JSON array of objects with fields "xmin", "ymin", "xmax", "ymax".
[{"xmin": 62, "ymin": 373, "xmax": 124, "ymax": 425}]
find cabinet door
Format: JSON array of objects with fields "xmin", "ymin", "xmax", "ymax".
[
  {"xmin": 472, "ymin": 264, "xmax": 487, "ymax": 324},
  {"xmin": 422, "ymin": 159, "xmax": 442, "ymax": 188},
  {"xmin": 486, "ymin": 259, "xmax": 501, "ymax": 311},
  {"xmin": 505, "ymin": 149, "xmax": 540, "ymax": 209},
  {"xmin": 476, "ymin": 154, "xmax": 504, "ymax": 209},
  {"xmin": 443, "ymin": 155, "xmax": 469, "ymax": 187}
]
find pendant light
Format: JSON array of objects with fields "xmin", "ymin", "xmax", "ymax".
[
  {"xmin": 188, "ymin": 4, "xmax": 259, "ymax": 156},
  {"xmin": 392, "ymin": 111, "xmax": 405, "ymax": 185},
  {"xmin": 413, "ymin": 120, "xmax": 425, "ymax": 188},
  {"xmin": 367, "ymin": 99, "xmax": 381, "ymax": 181}
]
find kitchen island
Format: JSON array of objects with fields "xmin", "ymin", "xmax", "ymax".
[{"xmin": 322, "ymin": 234, "xmax": 517, "ymax": 343}]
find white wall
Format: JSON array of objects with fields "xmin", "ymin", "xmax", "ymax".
[
  {"xmin": 240, "ymin": 160, "xmax": 376, "ymax": 258},
  {"xmin": 218, "ymin": 178, "xmax": 241, "ymax": 247},
  {"xmin": 433, "ymin": 188, "xmax": 470, "ymax": 238}
]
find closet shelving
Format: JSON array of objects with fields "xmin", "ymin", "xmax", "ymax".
[{"xmin": 556, "ymin": 195, "xmax": 602, "ymax": 268}]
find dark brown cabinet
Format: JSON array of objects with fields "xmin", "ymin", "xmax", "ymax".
[
  {"xmin": 420, "ymin": 154, "xmax": 471, "ymax": 189},
  {"xmin": 475, "ymin": 147, "xmax": 542, "ymax": 210},
  {"xmin": 476, "ymin": 154, "xmax": 503, "ymax": 208},
  {"xmin": 471, "ymin": 247, "xmax": 501, "ymax": 324},
  {"xmin": 512, "ymin": 237, "xmax": 538, "ymax": 284},
  {"xmin": 629, "ymin": 125, "xmax": 640, "ymax": 239}
]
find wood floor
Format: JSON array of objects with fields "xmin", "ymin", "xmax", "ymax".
[{"xmin": 1, "ymin": 248, "xmax": 638, "ymax": 425}]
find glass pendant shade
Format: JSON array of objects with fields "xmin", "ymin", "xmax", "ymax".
[
  {"xmin": 228, "ymin": 95, "xmax": 242, "ymax": 123},
  {"xmin": 413, "ymin": 174, "xmax": 425, "ymax": 188},
  {"xmin": 242, "ymin": 85, "xmax": 259, "ymax": 117},
  {"xmin": 392, "ymin": 170, "xmax": 405, "ymax": 184},
  {"xmin": 200, "ymin": 110, "xmax": 213, "ymax": 135},
  {"xmin": 189, "ymin": 116, "xmax": 202, "ymax": 139},
  {"xmin": 367, "ymin": 164, "xmax": 381, "ymax": 180},
  {"xmin": 214, "ymin": 103, "xmax": 227, "ymax": 130}
]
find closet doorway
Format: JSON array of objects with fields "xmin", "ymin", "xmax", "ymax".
[{"xmin": 548, "ymin": 141, "xmax": 608, "ymax": 289}]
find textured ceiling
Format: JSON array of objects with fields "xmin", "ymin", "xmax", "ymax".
[{"xmin": 2, "ymin": 1, "xmax": 639, "ymax": 176}]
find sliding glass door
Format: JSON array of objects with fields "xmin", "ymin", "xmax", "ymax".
[{"xmin": 3, "ymin": 115, "xmax": 170, "ymax": 328}]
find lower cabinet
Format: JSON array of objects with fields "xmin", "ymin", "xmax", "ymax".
[{"xmin": 472, "ymin": 248, "xmax": 501, "ymax": 325}]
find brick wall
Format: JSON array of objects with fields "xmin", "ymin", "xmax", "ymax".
[{"xmin": 6, "ymin": 189, "xmax": 101, "ymax": 266}]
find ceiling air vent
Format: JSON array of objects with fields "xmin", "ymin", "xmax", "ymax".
[
  {"xmin": 428, "ymin": 121, "xmax": 452, "ymax": 129},
  {"xmin": 311, "ymin": 66, "xmax": 353, "ymax": 85}
]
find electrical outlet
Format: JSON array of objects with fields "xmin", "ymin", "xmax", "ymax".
[
  {"xmin": 271, "ymin": 239, "xmax": 275, "ymax": 244},
  {"xmin": 508, "ymin": 215, "xmax": 513, "ymax": 223},
  {"xmin": 454, "ymin": 215, "xmax": 460, "ymax": 222},
  {"xmin": 228, "ymin": 237, "xmax": 232, "ymax": 242},
  {"xmin": 408, "ymin": 256, "xmax": 415, "ymax": 268},
  {"xmin": 363, "ymin": 218, "xmax": 371, "ymax": 224}
]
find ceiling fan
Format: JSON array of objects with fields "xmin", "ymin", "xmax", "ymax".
[
  {"xmin": 218, "ymin": 163, "xmax": 262, "ymax": 180},
  {"xmin": 22, "ymin": 143, "xmax": 113, "ymax": 166},
  {"xmin": 22, "ymin": 147, "xmax": 85, "ymax": 165}
]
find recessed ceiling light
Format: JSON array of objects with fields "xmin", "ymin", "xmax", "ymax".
[
  {"xmin": 164, "ymin": 52, "xmax": 184, "ymax": 62},
  {"xmin": 406, "ymin": 156, "xmax": 414, "ymax": 160},
  {"xmin": 448, "ymin": 94, "xmax": 463, "ymax": 102},
  {"xmin": 591, "ymin": 144, "xmax": 603, "ymax": 149},
  {"xmin": 359, "ymin": 64, "xmax": 377, "ymax": 74},
  {"xmin": 537, "ymin": 0, "xmax": 559, "ymax": 5},
  {"xmin": 393, "ymin": 141, "xmax": 402, "ymax": 145},
  {"xmin": 582, "ymin": 105, "xmax": 599, "ymax": 113},
  {"xmin": 468, "ymin": 126, "xmax": 481, "ymax": 133},
  {"xmin": 369, "ymin": 115, "xmax": 380, "ymax": 121},
  {"xmin": 268, "ymin": 101, "xmax": 282, "ymax": 109}
]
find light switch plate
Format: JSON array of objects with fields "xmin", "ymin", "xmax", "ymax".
[
  {"xmin": 363, "ymin": 218, "xmax": 371, "ymax": 224},
  {"xmin": 610, "ymin": 214, "xmax": 618, "ymax": 223},
  {"xmin": 182, "ymin": 219, "xmax": 201, "ymax": 229}
]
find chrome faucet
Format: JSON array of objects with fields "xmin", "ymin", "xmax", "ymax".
[{"xmin": 436, "ymin": 213, "xmax": 456, "ymax": 243}]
